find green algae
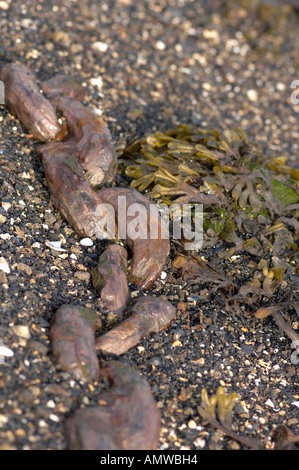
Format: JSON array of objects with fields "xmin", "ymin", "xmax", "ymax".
[
  {"xmin": 119, "ymin": 124, "xmax": 298, "ymax": 259},
  {"xmin": 118, "ymin": 123, "xmax": 298, "ymax": 309},
  {"xmin": 271, "ymin": 178, "xmax": 299, "ymax": 207}
]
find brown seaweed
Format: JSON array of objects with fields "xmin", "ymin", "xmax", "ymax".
[
  {"xmin": 92, "ymin": 244, "xmax": 129, "ymax": 319},
  {"xmin": 97, "ymin": 187, "xmax": 170, "ymax": 290},
  {"xmin": 0, "ymin": 63, "xmax": 66, "ymax": 142},
  {"xmin": 36, "ymin": 141, "xmax": 115, "ymax": 240},
  {"xmin": 120, "ymin": 124, "xmax": 299, "ymax": 315},
  {"xmin": 55, "ymin": 96, "xmax": 117, "ymax": 187},
  {"xmin": 95, "ymin": 296, "xmax": 176, "ymax": 355},
  {"xmin": 197, "ymin": 386, "xmax": 259, "ymax": 449},
  {"xmin": 65, "ymin": 360, "xmax": 161, "ymax": 450},
  {"xmin": 50, "ymin": 304, "xmax": 100, "ymax": 382}
]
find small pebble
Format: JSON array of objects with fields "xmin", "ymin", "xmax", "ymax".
[
  {"xmin": 80, "ymin": 237, "xmax": 93, "ymax": 247},
  {"xmin": 74, "ymin": 271, "xmax": 90, "ymax": 281},
  {"xmin": 46, "ymin": 400, "xmax": 55, "ymax": 408},
  {"xmin": 0, "ymin": 1, "xmax": 10, "ymax": 10},
  {"xmin": 0, "ymin": 257, "xmax": 10, "ymax": 273},
  {"xmin": 155, "ymin": 40, "xmax": 166, "ymax": 50},
  {"xmin": 11, "ymin": 325, "xmax": 31, "ymax": 339},
  {"xmin": 91, "ymin": 41, "xmax": 108, "ymax": 52},
  {"xmin": 89, "ymin": 77, "xmax": 103, "ymax": 90},
  {"xmin": 247, "ymin": 89, "xmax": 258, "ymax": 101},
  {"xmin": 148, "ymin": 356, "xmax": 162, "ymax": 366},
  {"xmin": 0, "ymin": 414, "xmax": 8, "ymax": 425},
  {"xmin": 188, "ymin": 420, "xmax": 197, "ymax": 429},
  {"xmin": 193, "ymin": 437, "xmax": 206, "ymax": 449}
]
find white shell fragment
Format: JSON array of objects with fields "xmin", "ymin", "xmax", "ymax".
[
  {"xmin": 0, "ymin": 233, "xmax": 11, "ymax": 240},
  {"xmin": 0, "ymin": 257, "xmax": 10, "ymax": 273},
  {"xmin": 45, "ymin": 240, "xmax": 67, "ymax": 252},
  {"xmin": 0, "ymin": 342, "xmax": 14, "ymax": 358},
  {"xmin": 32, "ymin": 242, "xmax": 41, "ymax": 248},
  {"xmin": 80, "ymin": 237, "xmax": 93, "ymax": 247}
]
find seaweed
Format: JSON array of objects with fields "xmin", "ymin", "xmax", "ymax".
[
  {"xmin": 118, "ymin": 123, "xmax": 298, "ymax": 321},
  {"xmin": 120, "ymin": 125, "xmax": 298, "ymax": 254},
  {"xmin": 197, "ymin": 386, "xmax": 239, "ymax": 427},
  {"xmin": 197, "ymin": 386, "xmax": 259, "ymax": 449}
]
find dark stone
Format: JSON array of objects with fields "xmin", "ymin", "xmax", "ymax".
[
  {"xmin": 65, "ymin": 360, "xmax": 161, "ymax": 450},
  {"xmin": 50, "ymin": 304, "xmax": 100, "ymax": 382},
  {"xmin": 92, "ymin": 244, "xmax": 129, "ymax": 319},
  {"xmin": 55, "ymin": 96, "xmax": 117, "ymax": 187},
  {"xmin": 36, "ymin": 141, "xmax": 114, "ymax": 240},
  {"xmin": 0, "ymin": 63, "xmax": 66, "ymax": 142},
  {"xmin": 96, "ymin": 295, "xmax": 176, "ymax": 355},
  {"xmin": 97, "ymin": 187, "xmax": 170, "ymax": 290},
  {"xmin": 41, "ymin": 74, "xmax": 86, "ymax": 101}
]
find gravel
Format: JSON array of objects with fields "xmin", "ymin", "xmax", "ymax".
[{"xmin": 0, "ymin": 0, "xmax": 298, "ymax": 451}]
